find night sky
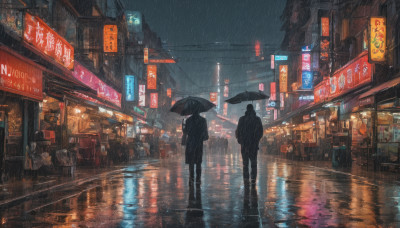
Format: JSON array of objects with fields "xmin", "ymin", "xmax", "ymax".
[{"xmin": 124, "ymin": 0, "xmax": 287, "ymax": 95}]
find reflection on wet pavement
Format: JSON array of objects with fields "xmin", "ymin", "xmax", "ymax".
[{"xmin": 1, "ymin": 150, "xmax": 400, "ymax": 227}]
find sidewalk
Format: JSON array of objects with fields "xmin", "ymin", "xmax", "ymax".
[
  {"xmin": 0, "ymin": 160, "xmax": 157, "ymax": 207},
  {"xmin": 272, "ymin": 156, "xmax": 400, "ymax": 185}
]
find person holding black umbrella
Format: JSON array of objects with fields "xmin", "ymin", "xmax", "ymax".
[
  {"xmin": 183, "ymin": 110, "xmax": 209, "ymax": 184},
  {"xmin": 235, "ymin": 104, "xmax": 263, "ymax": 185}
]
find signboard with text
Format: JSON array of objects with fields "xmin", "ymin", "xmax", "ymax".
[
  {"xmin": 139, "ymin": 84, "xmax": 146, "ymax": 106},
  {"xmin": 0, "ymin": 49, "xmax": 43, "ymax": 100},
  {"xmin": 167, "ymin": 88, "xmax": 172, "ymax": 98},
  {"xmin": 103, "ymin": 25, "xmax": 118, "ymax": 52},
  {"xmin": 24, "ymin": 13, "xmax": 74, "ymax": 69},
  {"xmin": 210, "ymin": 92, "xmax": 218, "ymax": 105},
  {"xmin": 369, "ymin": 17, "xmax": 386, "ymax": 62},
  {"xmin": 279, "ymin": 65, "xmax": 288, "ymax": 92},
  {"xmin": 125, "ymin": 75, "xmax": 135, "ymax": 101},
  {"xmin": 270, "ymin": 82, "xmax": 276, "ymax": 101},
  {"xmin": 72, "ymin": 62, "xmax": 121, "ymax": 107},
  {"xmin": 147, "ymin": 65, "xmax": 157, "ymax": 90},
  {"xmin": 150, "ymin": 93, "xmax": 158, "ymax": 108},
  {"xmin": 329, "ymin": 52, "xmax": 371, "ymax": 98}
]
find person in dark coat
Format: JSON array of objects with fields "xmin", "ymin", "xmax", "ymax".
[
  {"xmin": 235, "ymin": 104, "xmax": 263, "ymax": 184},
  {"xmin": 183, "ymin": 111, "xmax": 209, "ymax": 183}
]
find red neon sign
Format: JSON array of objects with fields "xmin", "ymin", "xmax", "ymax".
[
  {"xmin": 270, "ymin": 82, "xmax": 276, "ymax": 100},
  {"xmin": 0, "ymin": 49, "xmax": 43, "ymax": 100},
  {"xmin": 149, "ymin": 59, "xmax": 176, "ymax": 64},
  {"xmin": 150, "ymin": 93, "xmax": 158, "ymax": 108},
  {"xmin": 167, "ymin": 88, "xmax": 172, "ymax": 97},
  {"xmin": 24, "ymin": 13, "xmax": 74, "ymax": 70},
  {"xmin": 147, "ymin": 65, "xmax": 157, "ymax": 90},
  {"xmin": 321, "ymin": 17, "xmax": 329, "ymax": 37},
  {"xmin": 255, "ymin": 40, "xmax": 261, "ymax": 57},
  {"xmin": 72, "ymin": 62, "xmax": 121, "ymax": 107}
]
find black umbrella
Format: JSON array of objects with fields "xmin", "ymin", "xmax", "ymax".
[
  {"xmin": 170, "ymin": 96, "xmax": 216, "ymax": 116},
  {"xmin": 225, "ymin": 91, "xmax": 269, "ymax": 104}
]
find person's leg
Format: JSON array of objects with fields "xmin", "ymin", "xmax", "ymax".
[
  {"xmin": 196, "ymin": 162, "xmax": 201, "ymax": 182},
  {"xmin": 250, "ymin": 151, "xmax": 258, "ymax": 183},
  {"xmin": 189, "ymin": 164, "xmax": 195, "ymax": 182},
  {"xmin": 241, "ymin": 146, "xmax": 250, "ymax": 181}
]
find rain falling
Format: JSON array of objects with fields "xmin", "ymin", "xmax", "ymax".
[{"xmin": 0, "ymin": 0, "xmax": 400, "ymax": 227}]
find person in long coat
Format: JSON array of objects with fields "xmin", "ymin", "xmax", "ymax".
[
  {"xmin": 183, "ymin": 111, "xmax": 209, "ymax": 183},
  {"xmin": 236, "ymin": 104, "xmax": 263, "ymax": 184}
]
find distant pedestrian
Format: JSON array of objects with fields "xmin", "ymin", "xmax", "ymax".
[
  {"xmin": 183, "ymin": 111, "xmax": 209, "ymax": 183},
  {"xmin": 235, "ymin": 104, "xmax": 263, "ymax": 184}
]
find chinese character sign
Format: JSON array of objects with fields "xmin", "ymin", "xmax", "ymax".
[
  {"xmin": 0, "ymin": 49, "xmax": 43, "ymax": 100},
  {"xmin": 255, "ymin": 40, "xmax": 260, "ymax": 57},
  {"xmin": 302, "ymin": 53, "xmax": 311, "ymax": 71},
  {"xmin": 270, "ymin": 82, "xmax": 276, "ymax": 100},
  {"xmin": 210, "ymin": 92, "xmax": 218, "ymax": 105},
  {"xmin": 223, "ymin": 85, "xmax": 229, "ymax": 97},
  {"xmin": 125, "ymin": 75, "xmax": 135, "ymax": 101},
  {"xmin": 279, "ymin": 65, "xmax": 288, "ymax": 92},
  {"xmin": 369, "ymin": 17, "xmax": 386, "ymax": 62},
  {"xmin": 144, "ymin": 48, "xmax": 149, "ymax": 64},
  {"xmin": 147, "ymin": 65, "xmax": 157, "ymax": 90},
  {"xmin": 167, "ymin": 88, "xmax": 172, "ymax": 98},
  {"xmin": 72, "ymin": 62, "xmax": 121, "ymax": 107},
  {"xmin": 150, "ymin": 93, "xmax": 158, "ymax": 108},
  {"xmin": 139, "ymin": 84, "xmax": 146, "ymax": 107},
  {"xmin": 223, "ymin": 103, "xmax": 228, "ymax": 116},
  {"xmin": 24, "ymin": 13, "xmax": 74, "ymax": 69},
  {"xmin": 270, "ymin": 55, "xmax": 274, "ymax": 69},
  {"xmin": 301, "ymin": 71, "xmax": 313, "ymax": 90},
  {"xmin": 259, "ymin": 83, "xmax": 264, "ymax": 91},
  {"xmin": 320, "ymin": 38, "xmax": 329, "ymax": 61},
  {"xmin": 280, "ymin": 93, "xmax": 284, "ymax": 109},
  {"xmin": 104, "ymin": 25, "xmax": 118, "ymax": 52},
  {"xmin": 329, "ymin": 52, "xmax": 371, "ymax": 97},
  {"xmin": 321, "ymin": 17, "xmax": 329, "ymax": 37}
]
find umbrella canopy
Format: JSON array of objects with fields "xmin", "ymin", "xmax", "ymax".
[
  {"xmin": 170, "ymin": 96, "xmax": 216, "ymax": 116},
  {"xmin": 225, "ymin": 91, "xmax": 269, "ymax": 104}
]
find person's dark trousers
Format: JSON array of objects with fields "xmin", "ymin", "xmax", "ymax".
[
  {"xmin": 241, "ymin": 146, "xmax": 258, "ymax": 182},
  {"xmin": 189, "ymin": 162, "xmax": 201, "ymax": 182}
]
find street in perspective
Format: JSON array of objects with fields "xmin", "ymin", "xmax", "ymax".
[{"xmin": 1, "ymin": 0, "xmax": 400, "ymax": 227}]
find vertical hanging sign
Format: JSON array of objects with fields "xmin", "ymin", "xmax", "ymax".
[
  {"xmin": 150, "ymin": 93, "xmax": 158, "ymax": 108},
  {"xmin": 125, "ymin": 75, "xmax": 135, "ymax": 101},
  {"xmin": 270, "ymin": 82, "xmax": 276, "ymax": 100},
  {"xmin": 301, "ymin": 47, "xmax": 313, "ymax": 90},
  {"xmin": 255, "ymin": 40, "xmax": 261, "ymax": 57},
  {"xmin": 210, "ymin": 92, "xmax": 218, "ymax": 105},
  {"xmin": 103, "ymin": 25, "xmax": 118, "ymax": 52},
  {"xmin": 259, "ymin": 83, "xmax": 264, "ymax": 91},
  {"xmin": 270, "ymin": 55, "xmax": 274, "ymax": 69},
  {"xmin": 167, "ymin": 88, "xmax": 172, "ymax": 98},
  {"xmin": 320, "ymin": 17, "xmax": 330, "ymax": 62},
  {"xmin": 321, "ymin": 17, "xmax": 329, "ymax": 37},
  {"xmin": 147, "ymin": 65, "xmax": 157, "ymax": 90},
  {"xmin": 279, "ymin": 65, "xmax": 288, "ymax": 92},
  {"xmin": 144, "ymin": 48, "xmax": 149, "ymax": 64},
  {"xmin": 139, "ymin": 84, "xmax": 146, "ymax": 107},
  {"xmin": 369, "ymin": 17, "xmax": 386, "ymax": 62}
]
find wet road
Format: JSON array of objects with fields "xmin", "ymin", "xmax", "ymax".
[{"xmin": 1, "ymin": 150, "xmax": 400, "ymax": 227}]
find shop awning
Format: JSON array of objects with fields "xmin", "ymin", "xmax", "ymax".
[
  {"xmin": 264, "ymin": 102, "xmax": 325, "ymax": 129},
  {"xmin": 360, "ymin": 77, "xmax": 400, "ymax": 99}
]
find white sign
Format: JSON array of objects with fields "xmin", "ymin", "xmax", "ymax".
[{"xmin": 139, "ymin": 84, "xmax": 146, "ymax": 106}]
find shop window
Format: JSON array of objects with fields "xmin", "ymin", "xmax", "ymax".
[
  {"xmin": 40, "ymin": 97, "xmax": 62, "ymax": 146},
  {"xmin": 6, "ymin": 99, "xmax": 22, "ymax": 156}
]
